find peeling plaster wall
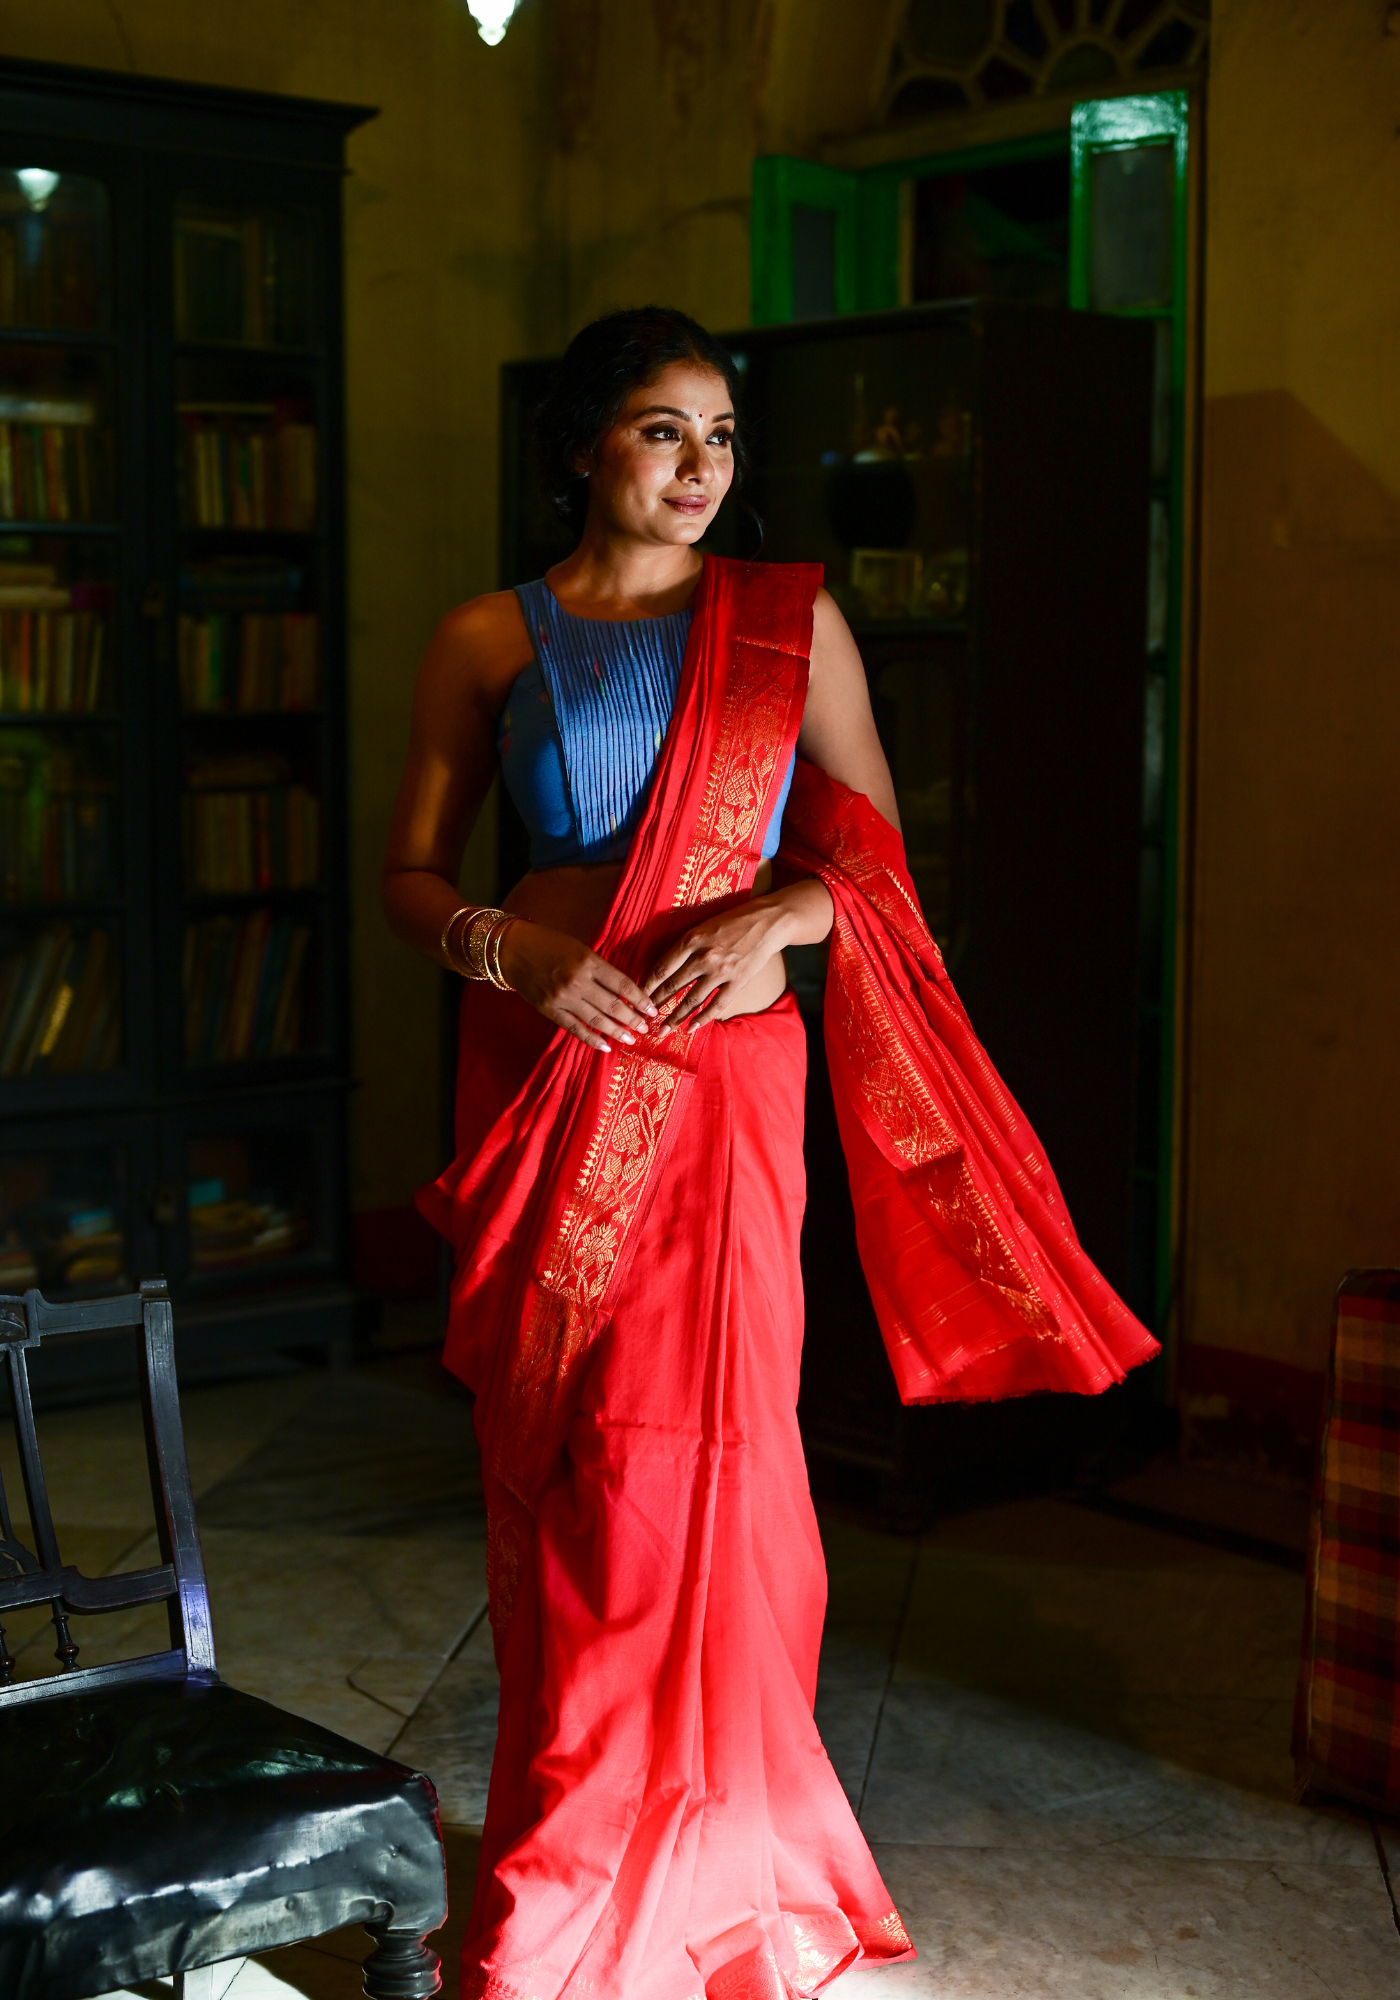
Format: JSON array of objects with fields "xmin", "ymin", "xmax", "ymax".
[{"xmin": 537, "ymin": 0, "xmax": 757, "ymax": 342}]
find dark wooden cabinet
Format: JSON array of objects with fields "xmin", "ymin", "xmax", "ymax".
[
  {"xmin": 729, "ymin": 302, "xmax": 1154, "ymax": 1503},
  {"xmin": 499, "ymin": 298, "xmax": 1153, "ymax": 1505},
  {"xmin": 0, "ymin": 60, "xmax": 372, "ymax": 1392}
]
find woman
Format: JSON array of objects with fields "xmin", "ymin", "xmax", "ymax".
[{"xmin": 384, "ymin": 307, "xmax": 1158, "ymax": 2000}]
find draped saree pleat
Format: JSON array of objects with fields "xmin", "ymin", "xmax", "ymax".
[
  {"xmin": 418, "ymin": 555, "xmax": 1157, "ymax": 2000},
  {"xmin": 453, "ymin": 985, "xmax": 898, "ymax": 2000}
]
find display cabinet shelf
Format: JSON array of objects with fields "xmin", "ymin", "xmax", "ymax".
[{"xmin": 0, "ymin": 58, "xmax": 372, "ymax": 1395}]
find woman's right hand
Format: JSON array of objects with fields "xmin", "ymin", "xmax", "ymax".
[{"xmin": 498, "ymin": 919, "xmax": 658, "ymax": 1054}]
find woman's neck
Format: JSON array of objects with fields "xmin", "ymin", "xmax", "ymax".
[{"xmin": 546, "ymin": 532, "xmax": 703, "ymax": 622}]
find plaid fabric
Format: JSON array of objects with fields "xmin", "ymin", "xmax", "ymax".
[{"xmin": 1294, "ymin": 1269, "xmax": 1400, "ymax": 1809}]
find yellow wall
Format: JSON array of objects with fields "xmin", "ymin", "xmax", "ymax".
[
  {"xmin": 0, "ymin": 0, "xmax": 548, "ymax": 1212},
  {"xmin": 1186, "ymin": 0, "xmax": 1400, "ymax": 1375},
  {"xmin": 540, "ymin": 0, "xmax": 754, "ymax": 337}
]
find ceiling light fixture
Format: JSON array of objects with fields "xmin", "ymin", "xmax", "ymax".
[
  {"xmin": 467, "ymin": 0, "xmax": 522, "ymax": 46},
  {"xmin": 16, "ymin": 168, "xmax": 59, "ymax": 211}
]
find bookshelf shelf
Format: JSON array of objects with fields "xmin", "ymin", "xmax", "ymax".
[
  {"xmin": 0, "ymin": 713, "xmax": 120, "ymax": 726},
  {"xmin": 1, "ymin": 897, "xmax": 124, "ymax": 914},
  {"xmin": 178, "ymin": 527, "xmax": 318, "ymax": 539},
  {"xmin": 183, "ymin": 887, "xmax": 324, "ymax": 911},
  {"xmin": 180, "ymin": 709, "xmax": 327, "ymax": 724},
  {"xmin": 0, "ymin": 60, "xmax": 372, "ymax": 1392},
  {"xmin": 0, "ymin": 329, "xmax": 118, "ymax": 349},
  {"xmin": 0, "ymin": 521, "xmax": 119, "ymax": 536},
  {"xmin": 175, "ymin": 342, "xmax": 323, "ymax": 364}
]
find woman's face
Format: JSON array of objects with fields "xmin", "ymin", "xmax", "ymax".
[{"xmin": 583, "ymin": 359, "xmax": 736, "ymax": 547}]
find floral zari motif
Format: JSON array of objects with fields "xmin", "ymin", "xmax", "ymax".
[{"xmin": 485, "ymin": 619, "xmax": 808, "ymax": 1630}]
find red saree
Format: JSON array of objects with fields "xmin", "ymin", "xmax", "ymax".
[{"xmin": 418, "ymin": 555, "xmax": 1157, "ymax": 2000}]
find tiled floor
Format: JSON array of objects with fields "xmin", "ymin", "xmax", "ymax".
[{"xmin": 11, "ymin": 1334, "xmax": 1396, "ymax": 2000}]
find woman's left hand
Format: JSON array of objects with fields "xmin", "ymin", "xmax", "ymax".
[
  {"xmin": 644, "ymin": 897, "xmax": 791, "ymax": 1032},
  {"xmin": 644, "ymin": 878, "xmax": 834, "ymax": 1032}
]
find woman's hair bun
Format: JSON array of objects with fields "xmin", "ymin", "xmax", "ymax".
[{"xmin": 536, "ymin": 305, "xmax": 749, "ymax": 536}]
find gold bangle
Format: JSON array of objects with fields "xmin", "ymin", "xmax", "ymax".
[
  {"xmin": 440, "ymin": 906, "xmax": 473, "ymax": 974},
  {"xmin": 484, "ymin": 915, "xmax": 516, "ymax": 992},
  {"xmin": 464, "ymin": 907, "xmax": 509, "ymax": 982}
]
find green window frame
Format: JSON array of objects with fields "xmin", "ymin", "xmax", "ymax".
[{"xmin": 750, "ymin": 158, "xmax": 860, "ymax": 325}]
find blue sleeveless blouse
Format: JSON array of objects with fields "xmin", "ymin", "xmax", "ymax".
[{"xmin": 498, "ymin": 578, "xmax": 795, "ymax": 871}]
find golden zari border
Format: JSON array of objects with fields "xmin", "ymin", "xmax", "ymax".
[
  {"xmin": 828, "ymin": 904, "xmax": 1057, "ymax": 1339},
  {"xmin": 486, "ymin": 610, "xmax": 807, "ymax": 1627}
]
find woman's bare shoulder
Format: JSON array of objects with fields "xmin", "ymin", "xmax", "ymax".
[
  {"xmin": 419, "ymin": 588, "xmax": 534, "ymax": 716},
  {"xmin": 809, "ymin": 586, "xmax": 863, "ymax": 679},
  {"xmin": 432, "ymin": 588, "xmax": 532, "ymax": 666}
]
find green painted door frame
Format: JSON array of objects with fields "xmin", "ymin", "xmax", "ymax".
[
  {"xmin": 750, "ymin": 157, "xmax": 861, "ymax": 324},
  {"xmin": 1070, "ymin": 90, "xmax": 1190, "ymax": 1343}
]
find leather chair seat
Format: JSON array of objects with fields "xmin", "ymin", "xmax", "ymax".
[{"xmin": 0, "ymin": 1676, "xmax": 447, "ymax": 2000}]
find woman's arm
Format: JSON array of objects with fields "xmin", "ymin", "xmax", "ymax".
[
  {"xmin": 645, "ymin": 588, "xmax": 897, "ymax": 1027},
  {"xmin": 381, "ymin": 594, "xmax": 511, "ymax": 965},
  {"xmin": 797, "ymin": 587, "xmax": 900, "ymax": 827},
  {"xmin": 381, "ymin": 596, "xmax": 657, "ymax": 1053}
]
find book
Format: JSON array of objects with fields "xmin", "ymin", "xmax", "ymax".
[
  {"xmin": 179, "ymin": 555, "xmax": 303, "ymax": 607},
  {"xmin": 0, "ymin": 922, "xmax": 89, "ymax": 1075},
  {"xmin": 183, "ymin": 752, "xmax": 320, "ymax": 893},
  {"xmin": 222, "ymin": 905, "xmax": 271, "ymax": 1059},
  {"xmin": 271, "ymin": 924, "xmax": 310, "ymax": 1055},
  {"xmin": 178, "ymin": 406, "xmax": 317, "ymax": 531},
  {"xmin": 0, "ymin": 412, "xmax": 107, "ymax": 523},
  {"xmin": 44, "ymin": 926, "xmax": 113, "ymax": 1074},
  {"xmin": 177, "ymin": 610, "xmax": 318, "ymax": 712},
  {"xmin": 183, "ymin": 908, "xmax": 310, "ymax": 1064},
  {"xmin": 175, "ymin": 206, "xmax": 307, "ymax": 349},
  {"xmin": 0, "ymin": 733, "xmax": 115, "ymax": 900}
]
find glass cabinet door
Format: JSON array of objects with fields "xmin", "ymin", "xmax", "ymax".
[
  {"xmin": 162, "ymin": 1096, "xmax": 340, "ymax": 1300},
  {"xmin": 732, "ymin": 322, "xmax": 974, "ymax": 627},
  {"xmin": 170, "ymin": 190, "xmax": 327, "ymax": 1076},
  {"xmin": 0, "ymin": 1136, "xmax": 128, "ymax": 1297},
  {"xmin": 0, "ymin": 166, "xmax": 124, "ymax": 1084}
]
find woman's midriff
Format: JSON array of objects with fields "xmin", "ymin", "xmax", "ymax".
[{"xmin": 503, "ymin": 859, "xmax": 787, "ymax": 1022}]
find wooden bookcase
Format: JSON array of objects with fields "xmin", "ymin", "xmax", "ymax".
[
  {"xmin": 499, "ymin": 299, "xmax": 1155, "ymax": 1511},
  {"xmin": 0, "ymin": 59, "xmax": 373, "ymax": 1392}
]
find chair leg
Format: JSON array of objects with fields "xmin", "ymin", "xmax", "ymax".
[
  {"xmin": 361, "ymin": 1924, "xmax": 443, "ymax": 1999},
  {"xmin": 174, "ymin": 1960, "xmax": 245, "ymax": 2000}
]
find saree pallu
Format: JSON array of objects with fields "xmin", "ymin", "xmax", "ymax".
[{"xmin": 419, "ymin": 555, "xmax": 1158, "ymax": 2000}]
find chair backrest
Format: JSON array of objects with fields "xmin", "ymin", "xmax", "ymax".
[{"xmin": 0, "ymin": 1278, "xmax": 215, "ymax": 1707}]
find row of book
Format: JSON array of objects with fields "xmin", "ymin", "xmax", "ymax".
[
  {"xmin": 0, "ymin": 201, "xmax": 105, "ymax": 335},
  {"xmin": 184, "ymin": 773, "xmax": 320, "ymax": 894},
  {"xmin": 178, "ymin": 611, "xmax": 318, "ymax": 712},
  {"xmin": 0, "ymin": 606, "xmax": 108, "ymax": 712},
  {"xmin": 0, "ymin": 922, "xmax": 119, "ymax": 1075},
  {"xmin": 0, "ymin": 739, "xmax": 115, "ymax": 904},
  {"xmin": 180, "ymin": 556, "xmax": 304, "ymax": 609},
  {"xmin": 175, "ymin": 209, "xmax": 310, "ymax": 351},
  {"xmin": 0, "ymin": 414, "xmax": 109, "ymax": 522},
  {"xmin": 184, "ymin": 908, "xmax": 310, "ymax": 1064},
  {"xmin": 180, "ymin": 409, "xmax": 317, "ymax": 531}
]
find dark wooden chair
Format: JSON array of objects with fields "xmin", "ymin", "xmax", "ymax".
[{"xmin": 0, "ymin": 1280, "xmax": 447, "ymax": 2000}]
